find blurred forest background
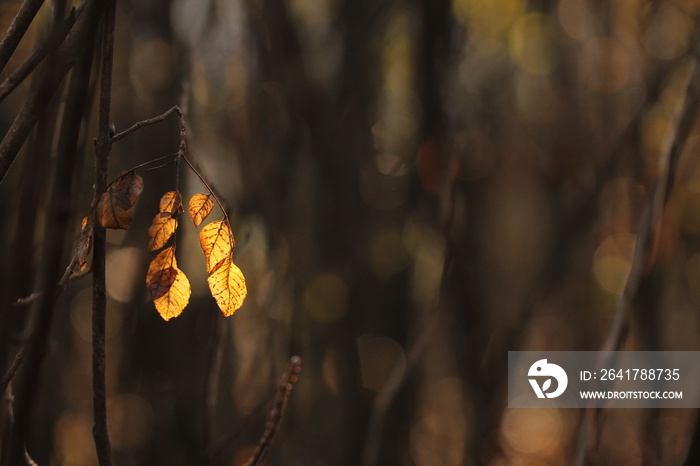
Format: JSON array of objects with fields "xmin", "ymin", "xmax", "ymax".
[{"xmin": 2, "ymin": 0, "xmax": 700, "ymax": 464}]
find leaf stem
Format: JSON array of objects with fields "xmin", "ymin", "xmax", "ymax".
[
  {"xmin": 127, "ymin": 152, "xmax": 178, "ymax": 174},
  {"xmin": 180, "ymin": 153, "xmax": 229, "ymax": 222},
  {"xmin": 108, "ymin": 103, "xmax": 230, "ymax": 225}
]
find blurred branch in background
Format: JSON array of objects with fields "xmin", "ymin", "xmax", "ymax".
[
  {"xmin": 2, "ymin": 0, "xmax": 700, "ymax": 465},
  {"xmin": 0, "ymin": 0, "xmax": 44, "ymax": 74},
  {"xmin": 576, "ymin": 38, "xmax": 700, "ymax": 466}
]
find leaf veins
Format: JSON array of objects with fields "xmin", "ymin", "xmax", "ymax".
[
  {"xmin": 199, "ymin": 220, "xmax": 234, "ymax": 273},
  {"xmin": 146, "ymin": 245, "xmax": 191, "ymax": 321},
  {"xmin": 96, "ymin": 171, "xmax": 144, "ymax": 229},
  {"xmin": 188, "ymin": 193, "xmax": 213, "ymax": 227},
  {"xmin": 159, "ymin": 191, "xmax": 183, "ymax": 215},
  {"xmin": 147, "ymin": 212, "xmax": 178, "ymax": 251},
  {"xmin": 207, "ymin": 256, "xmax": 247, "ymax": 317}
]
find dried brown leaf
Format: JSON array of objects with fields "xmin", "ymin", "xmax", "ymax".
[
  {"xmin": 159, "ymin": 191, "xmax": 183, "ymax": 215},
  {"xmin": 96, "ymin": 171, "xmax": 144, "ymax": 229},
  {"xmin": 199, "ymin": 220, "xmax": 234, "ymax": 273},
  {"xmin": 147, "ymin": 212, "xmax": 178, "ymax": 251},
  {"xmin": 146, "ymin": 246, "xmax": 191, "ymax": 320},
  {"xmin": 76, "ymin": 216, "xmax": 92, "ymax": 272},
  {"xmin": 207, "ymin": 256, "xmax": 247, "ymax": 316},
  {"xmin": 188, "ymin": 193, "xmax": 213, "ymax": 227}
]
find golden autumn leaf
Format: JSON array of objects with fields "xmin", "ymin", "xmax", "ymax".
[
  {"xmin": 207, "ymin": 256, "xmax": 247, "ymax": 316},
  {"xmin": 76, "ymin": 216, "xmax": 92, "ymax": 272},
  {"xmin": 96, "ymin": 171, "xmax": 144, "ymax": 229},
  {"xmin": 146, "ymin": 245, "xmax": 177, "ymax": 293},
  {"xmin": 146, "ymin": 245, "xmax": 191, "ymax": 320},
  {"xmin": 147, "ymin": 212, "xmax": 178, "ymax": 251},
  {"xmin": 199, "ymin": 220, "xmax": 234, "ymax": 273},
  {"xmin": 159, "ymin": 191, "xmax": 183, "ymax": 215},
  {"xmin": 188, "ymin": 193, "xmax": 214, "ymax": 227}
]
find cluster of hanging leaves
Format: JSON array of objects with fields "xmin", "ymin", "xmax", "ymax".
[
  {"xmin": 145, "ymin": 191, "xmax": 191, "ymax": 320},
  {"xmin": 145, "ymin": 190, "xmax": 247, "ymax": 320},
  {"xmin": 77, "ymin": 170, "xmax": 247, "ymax": 321},
  {"xmin": 199, "ymin": 218, "xmax": 247, "ymax": 316}
]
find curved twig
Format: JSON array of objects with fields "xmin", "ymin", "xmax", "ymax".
[
  {"xmin": 244, "ymin": 356, "xmax": 302, "ymax": 466},
  {"xmin": 110, "ymin": 105, "xmax": 182, "ymax": 142}
]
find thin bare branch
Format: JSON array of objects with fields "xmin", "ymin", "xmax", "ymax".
[
  {"xmin": 13, "ymin": 292, "xmax": 41, "ymax": 306},
  {"xmin": 0, "ymin": 0, "xmax": 46, "ymax": 74},
  {"xmin": 110, "ymin": 105, "xmax": 182, "ymax": 142},
  {"xmin": 0, "ymin": 349, "xmax": 24, "ymax": 396},
  {"xmin": 3, "ymin": 382, "xmax": 38, "ymax": 466},
  {"xmin": 603, "ymin": 53, "xmax": 700, "ymax": 354},
  {"xmin": 244, "ymin": 356, "xmax": 302, "ymax": 466},
  {"xmin": 574, "ymin": 49, "xmax": 700, "ymax": 466},
  {"xmin": 110, "ymin": 103, "xmax": 231, "ymax": 221},
  {"xmin": 0, "ymin": 0, "xmax": 108, "ymax": 185},
  {"xmin": 23, "ymin": 451, "xmax": 37, "ymax": 466},
  {"xmin": 0, "ymin": 6, "xmax": 79, "ymax": 103},
  {"xmin": 13, "ymin": 225, "xmax": 92, "ymax": 308},
  {"xmin": 361, "ymin": 319, "xmax": 436, "ymax": 466}
]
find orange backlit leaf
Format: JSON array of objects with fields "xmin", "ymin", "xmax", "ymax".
[
  {"xmin": 76, "ymin": 216, "xmax": 92, "ymax": 272},
  {"xmin": 207, "ymin": 256, "xmax": 247, "ymax": 316},
  {"xmin": 96, "ymin": 171, "xmax": 144, "ymax": 229},
  {"xmin": 146, "ymin": 245, "xmax": 191, "ymax": 320},
  {"xmin": 199, "ymin": 220, "xmax": 234, "ymax": 273},
  {"xmin": 188, "ymin": 193, "xmax": 214, "ymax": 227},
  {"xmin": 159, "ymin": 191, "xmax": 183, "ymax": 215},
  {"xmin": 147, "ymin": 212, "xmax": 178, "ymax": 251}
]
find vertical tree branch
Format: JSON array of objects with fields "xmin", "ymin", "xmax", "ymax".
[
  {"xmin": 0, "ymin": 0, "xmax": 45, "ymax": 74},
  {"xmin": 91, "ymin": 1, "xmax": 115, "ymax": 464}
]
